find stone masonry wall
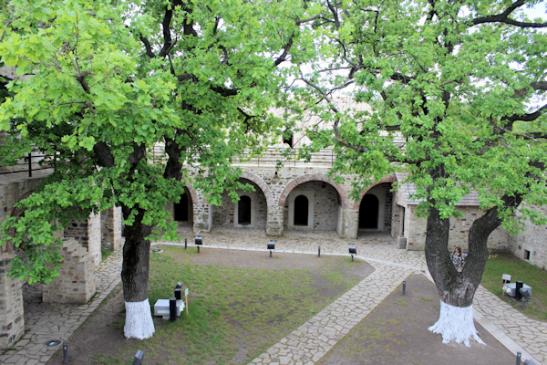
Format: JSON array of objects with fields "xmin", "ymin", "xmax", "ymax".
[
  {"xmin": 212, "ymin": 187, "xmax": 268, "ymax": 230},
  {"xmin": 509, "ymin": 206, "xmax": 547, "ymax": 270},
  {"xmin": 0, "ymin": 174, "xmax": 49, "ymax": 349},
  {"xmin": 0, "ymin": 253, "xmax": 24, "ymax": 349},
  {"xmin": 64, "ymin": 213, "xmax": 102, "ymax": 267},
  {"xmin": 101, "ymin": 207, "xmax": 123, "ymax": 251},
  {"xmin": 284, "ymin": 181, "xmax": 339, "ymax": 231},
  {"xmin": 405, "ymin": 205, "xmax": 511, "ymax": 251},
  {"xmin": 43, "ymin": 238, "xmax": 96, "ymax": 304}
]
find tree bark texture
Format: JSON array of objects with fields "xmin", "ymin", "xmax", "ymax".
[{"xmin": 121, "ymin": 207, "xmax": 153, "ymax": 302}]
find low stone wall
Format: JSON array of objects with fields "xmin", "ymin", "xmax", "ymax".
[{"xmin": 42, "ymin": 238, "xmax": 96, "ymax": 304}]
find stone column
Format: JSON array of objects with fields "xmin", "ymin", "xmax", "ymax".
[
  {"xmin": 266, "ymin": 205, "xmax": 283, "ymax": 236},
  {"xmin": 43, "ymin": 238, "xmax": 96, "ymax": 304},
  {"xmin": 339, "ymin": 208, "xmax": 359, "ymax": 239},
  {"xmin": 192, "ymin": 192, "xmax": 212, "ymax": 232},
  {"xmin": 64, "ymin": 212, "xmax": 102, "ymax": 267},
  {"xmin": 0, "ymin": 252, "xmax": 24, "ymax": 349},
  {"xmin": 101, "ymin": 207, "xmax": 123, "ymax": 251}
]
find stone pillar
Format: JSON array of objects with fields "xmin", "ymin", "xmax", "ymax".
[
  {"xmin": 339, "ymin": 208, "xmax": 359, "ymax": 239},
  {"xmin": 101, "ymin": 207, "xmax": 123, "ymax": 251},
  {"xmin": 266, "ymin": 205, "xmax": 283, "ymax": 236},
  {"xmin": 64, "ymin": 212, "xmax": 102, "ymax": 267},
  {"xmin": 0, "ymin": 252, "xmax": 24, "ymax": 349},
  {"xmin": 192, "ymin": 192, "xmax": 212, "ymax": 232},
  {"xmin": 43, "ymin": 238, "xmax": 96, "ymax": 304}
]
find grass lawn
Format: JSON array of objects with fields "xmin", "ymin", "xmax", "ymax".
[
  {"xmin": 482, "ymin": 253, "xmax": 547, "ymax": 321},
  {"xmin": 56, "ymin": 246, "xmax": 371, "ymax": 365}
]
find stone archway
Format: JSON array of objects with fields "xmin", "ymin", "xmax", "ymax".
[
  {"xmin": 280, "ymin": 175, "xmax": 344, "ymax": 233},
  {"xmin": 279, "ymin": 174, "xmax": 349, "ymax": 209},
  {"xmin": 212, "ymin": 176, "xmax": 270, "ymax": 231}
]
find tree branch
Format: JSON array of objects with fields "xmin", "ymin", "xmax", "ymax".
[
  {"xmin": 472, "ymin": 0, "xmax": 547, "ymax": 28},
  {"xmin": 92, "ymin": 142, "xmax": 115, "ymax": 167},
  {"xmin": 273, "ymin": 34, "xmax": 294, "ymax": 67},
  {"xmin": 139, "ymin": 35, "xmax": 155, "ymax": 58}
]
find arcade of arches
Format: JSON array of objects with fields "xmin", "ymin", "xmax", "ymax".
[{"xmin": 165, "ymin": 169, "xmax": 511, "ymax": 254}]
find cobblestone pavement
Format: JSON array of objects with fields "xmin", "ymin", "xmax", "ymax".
[
  {"xmin": 0, "ymin": 250, "xmax": 122, "ymax": 365},
  {"xmin": 248, "ymin": 262, "xmax": 412, "ymax": 365},
  {"xmin": 172, "ymin": 227, "xmax": 427, "ymax": 271},
  {"xmin": 474, "ymin": 286, "xmax": 547, "ymax": 364}
]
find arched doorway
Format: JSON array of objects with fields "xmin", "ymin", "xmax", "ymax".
[
  {"xmin": 173, "ymin": 189, "xmax": 193, "ymax": 226},
  {"xmin": 284, "ymin": 180, "xmax": 341, "ymax": 232},
  {"xmin": 359, "ymin": 194, "xmax": 379, "ymax": 229},
  {"xmin": 293, "ymin": 195, "xmax": 309, "ymax": 226},
  {"xmin": 212, "ymin": 178, "xmax": 268, "ymax": 231},
  {"xmin": 237, "ymin": 195, "xmax": 252, "ymax": 225}
]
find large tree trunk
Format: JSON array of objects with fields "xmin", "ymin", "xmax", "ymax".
[
  {"xmin": 425, "ymin": 206, "xmax": 499, "ymax": 346},
  {"xmin": 121, "ymin": 207, "xmax": 155, "ymax": 340}
]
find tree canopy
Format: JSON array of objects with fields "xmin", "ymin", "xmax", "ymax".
[
  {"xmin": 299, "ymin": 0, "xmax": 545, "ymax": 227},
  {"xmin": 0, "ymin": 0, "xmax": 315, "ymax": 283}
]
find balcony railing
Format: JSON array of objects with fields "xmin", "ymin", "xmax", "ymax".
[{"xmin": 0, "ymin": 153, "xmax": 55, "ymax": 177}]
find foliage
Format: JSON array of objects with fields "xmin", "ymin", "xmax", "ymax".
[
  {"xmin": 0, "ymin": 0, "xmax": 315, "ymax": 283},
  {"xmin": 298, "ymin": 0, "xmax": 546, "ymax": 228}
]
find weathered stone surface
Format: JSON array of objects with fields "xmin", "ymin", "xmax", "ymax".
[
  {"xmin": 42, "ymin": 238, "xmax": 96, "ymax": 304},
  {"xmin": 0, "ymin": 253, "xmax": 24, "ymax": 350}
]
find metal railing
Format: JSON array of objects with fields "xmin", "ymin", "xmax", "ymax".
[{"xmin": 0, "ymin": 152, "xmax": 55, "ymax": 177}]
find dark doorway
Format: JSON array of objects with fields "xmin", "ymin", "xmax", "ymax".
[
  {"xmin": 174, "ymin": 193, "xmax": 189, "ymax": 222},
  {"xmin": 294, "ymin": 195, "xmax": 309, "ymax": 226},
  {"xmin": 238, "ymin": 195, "xmax": 252, "ymax": 225},
  {"xmin": 359, "ymin": 194, "xmax": 379, "ymax": 229}
]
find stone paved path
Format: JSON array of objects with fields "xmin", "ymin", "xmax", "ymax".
[
  {"xmin": 248, "ymin": 262, "xmax": 412, "ymax": 365},
  {"xmin": 474, "ymin": 286, "xmax": 547, "ymax": 364},
  {"xmin": 0, "ymin": 250, "xmax": 122, "ymax": 365}
]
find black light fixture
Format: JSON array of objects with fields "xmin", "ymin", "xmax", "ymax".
[
  {"xmin": 174, "ymin": 282, "xmax": 183, "ymax": 300},
  {"xmin": 348, "ymin": 244, "xmax": 357, "ymax": 262},
  {"xmin": 402, "ymin": 280, "xmax": 407, "ymax": 295},
  {"xmin": 195, "ymin": 234, "xmax": 203, "ymax": 253},
  {"xmin": 267, "ymin": 240, "xmax": 276, "ymax": 257}
]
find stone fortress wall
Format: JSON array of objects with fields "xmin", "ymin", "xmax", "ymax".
[{"xmin": 0, "ymin": 171, "xmax": 123, "ymax": 349}]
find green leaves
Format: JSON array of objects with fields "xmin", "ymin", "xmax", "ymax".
[{"xmin": 300, "ymin": 0, "xmax": 546, "ymax": 228}]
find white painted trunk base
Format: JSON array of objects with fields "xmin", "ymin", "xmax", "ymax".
[
  {"xmin": 124, "ymin": 299, "xmax": 155, "ymax": 340},
  {"xmin": 429, "ymin": 301, "xmax": 484, "ymax": 347}
]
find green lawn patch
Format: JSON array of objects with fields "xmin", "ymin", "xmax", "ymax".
[
  {"xmin": 482, "ymin": 253, "xmax": 547, "ymax": 321},
  {"xmin": 91, "ymin": 246, "xmax": 371, "ymax": 365}
]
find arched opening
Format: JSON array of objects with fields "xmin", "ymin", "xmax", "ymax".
[
  {"xmin": 173, "ymin": 189, "xmax": 193, "ymax": 226},
  {"xmin": 284, "ymin": 180, "xmax": 341, "ymax": 232},
  {"xmin": 237, "ymin": 195, "xmax": 252, "ymax": 225},
  {"xmin": 359, "ymin": 194, "xmax": 379, "ymax": 229},
  {"xmin": 212, "ymin": 178, "xmax": 268, "ymax": 231},
  {"xmin": 293, "ymin": 195, "xmax": 309, "ymax": 226}
]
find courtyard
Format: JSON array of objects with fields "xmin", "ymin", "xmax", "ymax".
[
  {"xmin": 0, "ymin": 231, "xmax": 544, "ymax": 365},
  {"xmin": 0, "ymin": 1, "xmax": 545, "ymax": 364}
]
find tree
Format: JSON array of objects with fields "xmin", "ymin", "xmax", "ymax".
[
  {"xmin": 298, "ymin": 0, "xmax": 546, "ymax": 345},
  {"xmin": 0, "ymin": 0, "xmax": 315, "ymax": 339}
]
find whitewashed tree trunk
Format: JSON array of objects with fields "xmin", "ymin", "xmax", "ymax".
[
  {"xmin": 428, "ymin": 301, "xmax": 484, "ymax": 347},
  {"xmin": 124, "ymin": 299, "xmax": 155, "ymax": 339}
]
